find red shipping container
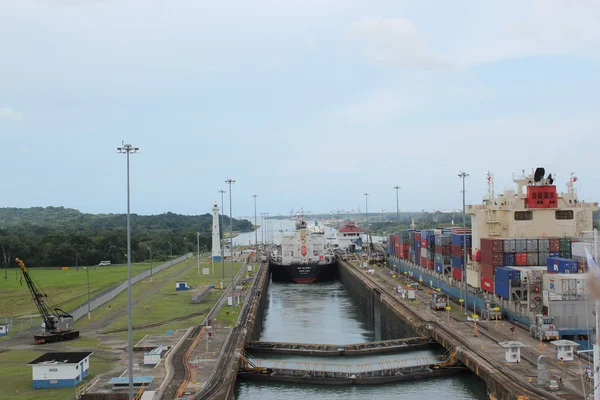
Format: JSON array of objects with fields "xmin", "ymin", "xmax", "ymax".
[
  {"xmin": 549, "ymin": 238, "xmax": 560, "ymax": 252},
  {"xmin": 435, "ymin": 245, "xmax": 451, "ymax": 255},
  {"xmin": 421, "ymin": 239, "xmax": 428, "ymax": 248},
  {"xmin": 452, "ymin": 266, "xmax": 462, "ymax": 281},
  {"xmin": 481, "ymin": 263, "xmax": 494, "ymax": 279},
  {"xmin": 428, "ymin": 260, "xmax": 435, "ymax": 269},
  {"xmin": 415, "ymin": 232, "xmax": 421, "ymax": 241},
  {"xmin": 481, "ymin": 276, "xmax": 494, "ymax": 293},
  {"xmin": 481, "ymin": 250, "xmax": 503, "ymax": 266},
  {"xmin": 481, "ymin": 238, "xmax": 504, "ymax": 253},
  {"xmin": 515, "ymin": 252, "xmax": 527, "ymax": 266},
  {"xmin": 420, "ymin": 256, "xmax": 427, "ymax": 268}
]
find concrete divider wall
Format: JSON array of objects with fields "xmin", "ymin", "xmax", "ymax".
[
  {"xmin": 248, "ymin": 264, "xmax": 270, "ymax": 342},
  {"xmin": 338, "ymin": 261, "xmax": 416, "ymax": 340},
  {"xmin": 70, "ymin": 254, "xmax": 192, "ymax": 321}
]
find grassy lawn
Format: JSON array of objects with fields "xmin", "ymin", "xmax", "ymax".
[
  {"xmin": 0, "ymin": 262, "xmax": 157, "ymax": 318},
  {"xmin": 0, "ymin": 349, "xmax": 115, "ymax": 400},
  {"xmin": 104, "ymin": 261, "xmax": 245, "ymax": 339}
]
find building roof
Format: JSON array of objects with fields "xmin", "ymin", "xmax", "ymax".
[
  {"xmin": 338, "ymin": 222, "xmax": 364, "ymax": 233},
  {"xmin": 29, "ymin": 352, "xmax": 93, "ymax": 365}
]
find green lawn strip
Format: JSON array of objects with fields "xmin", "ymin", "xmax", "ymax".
[
  {"xmin": 102, "ymin": 262, "xmax": 244, "ymax": 334},
  {"xmin": 0, "ymin": 349, "xmax": 115, "ymax": 400},
  {"xmin": 0, "ymin": 263, "xmax": 154, "ymax": 318},
  {"xmin": 77, "ymin": 258, "xmax": 197, "ymax": 330}
]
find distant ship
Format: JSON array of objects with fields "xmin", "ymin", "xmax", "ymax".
[{"xmin": 269, "ymin": 218, "xmax": 337, "ymax": 283}]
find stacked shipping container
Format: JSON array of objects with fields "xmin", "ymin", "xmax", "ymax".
[
  {"xmin": 450, "ymin": 232, "xmax": 471, "ymax": 282},
  {"xmin": 434, "ymin": 235, "xmax": 451, "ymax": 274}
]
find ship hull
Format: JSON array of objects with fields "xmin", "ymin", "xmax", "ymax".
[{"xmin": 269, "ymin": 261, "xmax": 338, "ymax": 283}]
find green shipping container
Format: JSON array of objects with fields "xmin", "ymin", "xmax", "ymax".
[{"xmin": 559, "ymin": 238, "xmax": 572, "ymax": 252}]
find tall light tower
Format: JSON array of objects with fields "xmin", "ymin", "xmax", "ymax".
[
  {"xmin": 117, "ymin": 143, "xmax": 138, "ymax": 400},
  {"xmin": 253, "ymin": 194, "xmax": 258, "ymax": 246},
  {"xmin": 458, "ymin": 171, "xmax": 469, "ymax": 314},
  {"xmin": 393, "ymin": 186, "xmax": 401, "ymax": 223},
  {"xmin": 226, "ymin": 178, "xmax": 235, "ymax": 312},
  {"xmin": 364, "ymin": 193, "xmax": 369, "ymax": 244},
  {"xmin": 219, "ymin": 190, "xmax": 226, "ymax": 282}
]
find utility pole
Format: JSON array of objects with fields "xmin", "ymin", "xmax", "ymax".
[
  {"xmin": 168, "ymin": 241, "xmax": 173, "ymax": 267},
  {"xmin": 147, "ymin": 246, "xmax": 152, "ymax": 280},
  {"xmin": 364, "ymin": 193, "xmax": 369, "ymax": 244},
  {"xmin": 458, "ymin": 171, "xmax": 469, "ymax": 315},
  {"xmin": 117, "ymin": 142, "xmax": 139, "ymax": 400},
  {"xmin": 197, "ymin": 232, "xmax": 201, "ymax": 276},
  {"xmin": 253, "ymin": 194, "xmax": 258, "ymax": 246},
  {"xmin": 226, "ymin": 178, "xmax": 235, "ymax": 313},
  {"xmin": 393, "ymin": 186, "xmax": 401, "ymax": 223},
  {"xmin": 219, "ymin": 190, "xmax": 226, "ymax": 282}
]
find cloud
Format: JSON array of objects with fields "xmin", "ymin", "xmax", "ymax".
[
  {"xmin": 351, "ymin": 16, "xmax": 453, "ymax": 70},
  {"xmin": 0, "ymin": 106, "xmax": 23, "ymax": 122}
]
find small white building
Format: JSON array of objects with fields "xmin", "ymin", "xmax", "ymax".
[
  {"xmin": 144, "ymin": 345, "xmax": 166, "ymax": 365},
  {"xmin": 498, "ymin": 341, "xmax": 525, "ymax": 363},
  {"xmin": 336, "ymin": 222, "xmax": 364, "ymax": 250},
  {"xmin": 0, "ymin": 324, "xmax": 8, "ymax": 336},
  {"xmin": 29, "ymin": 352, "xmax": 93, "ymax": 389},
  {"xmin": 551, "ymin": 339, "xmax": 580, "ymax": 362}
]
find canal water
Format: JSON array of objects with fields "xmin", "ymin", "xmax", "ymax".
[{"xmin": 234, "ymin": 281, "xmax": 488, "ymax": 399}]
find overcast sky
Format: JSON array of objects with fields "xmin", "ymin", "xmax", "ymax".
[{"xmin": 1, "ymin": 0, "xmax": 598, "ymax": 218}]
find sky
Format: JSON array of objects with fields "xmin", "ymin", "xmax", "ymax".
[{"xmin": 1, "ymin": 0, "xmax": 599, "ymax": 218}]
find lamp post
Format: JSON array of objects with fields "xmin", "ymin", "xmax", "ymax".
[
  {"xmin": 364, "ymin": 193, "xmax": 369, "ymax": 244},
  {"xmin": 219, "ymin": 190, "xmax": 226, "ymax": 282},
  {"xmin": 168, "ymin": 241, "xmax": 173, "ymax": 267},
  {"xmin": 253, "ymin": 194, "xmax": 258, "ymax": 246},
  {"xmin": 226, "ymin": 178, "xmax": 235, "ymax": 313},
  {"xmin": 393, "ymin": 186, "xmax": 401, "ymax": 222},
  {"xmin": 147, "ymin": 246, "xmax": 152, "ymax": 281},
  {"xmin": 458, "ymin": 172, "xmax": 469, "ymax": 315},
  {"xmin": 117, "ymin": 142, "xmax": 138, "ymax": 400},
  {"xmin": 83, "ymin": 267, "xmax": 91, "ymax": 320},
  {"xmin": 197, "ymin": 232, "xmax": 201, "ymax": 276}
]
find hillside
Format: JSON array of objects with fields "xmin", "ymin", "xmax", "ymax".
[{"xmin": 0, "ymin": 207, "xmax": 253, "ymax": 269}]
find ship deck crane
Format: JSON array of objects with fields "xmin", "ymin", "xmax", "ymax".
[{"xmin": 16, "ymin": 258, "xmax": 80, "ymax": 344}]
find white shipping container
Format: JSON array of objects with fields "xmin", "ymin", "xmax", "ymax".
[
  {"xmin": 421, "ymin": 248, "xmax": 428, "ymax": 258},
  {"xmin": 543, "ymin": 290, "xmax": 563, "ymax": 307},
  {"xmin": 572, "ymin": 241, "xmax": 596, "ymax": 258},
  {"xmin": 543, "ymin": 273, "xmax": 587, "ymax": 297},
  {"xmin": 467, "ymin": 268, "xmax": 480, "ymax": 288}
]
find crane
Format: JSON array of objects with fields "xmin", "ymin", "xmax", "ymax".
[{"xmin": 16, "ymin": 258, "xmax": 79, "ymax": 344}]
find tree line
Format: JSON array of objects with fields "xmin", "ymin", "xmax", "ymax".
[{"xmin": 0, "ymin": 207, "xmax": 254, "ymax": 269}]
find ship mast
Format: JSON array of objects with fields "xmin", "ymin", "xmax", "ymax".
[{"xmin": 487, "ymin": 171, "xmax": 495, "ymax": 203}]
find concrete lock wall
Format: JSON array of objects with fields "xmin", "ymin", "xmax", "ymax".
[
  {"xmin": 70, "ymin": 254, "xmax": 192, "ymax": 321},
  {"xmin": 338, "ymin": 262, "xmax": 416, "ymax": 340},
  {"xmin": 249, "ymin": 265, "xmax": 270, "ymax": 342}
]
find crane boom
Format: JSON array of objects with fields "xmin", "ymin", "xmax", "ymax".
[{"xmin": 16, "ymin": 258, "xmax": 79, "ymax": 344}]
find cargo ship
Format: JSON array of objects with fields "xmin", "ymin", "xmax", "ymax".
[
  {"xmin": 269, "ymin": 220, "xmax": 337, "ymax": 283},
  {"xmin": 386, "ymin": 168, "xmax": 598, "ymax": 349}
]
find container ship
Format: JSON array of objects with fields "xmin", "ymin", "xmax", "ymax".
[
  {"xmin": 386, "ymin": 167, "xmax": 598, "ymax": 349},
  {"xmin": 269, "ymin": 217, "xmax": 337, "ymax": 283}
]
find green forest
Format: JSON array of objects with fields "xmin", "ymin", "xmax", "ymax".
[{"xmin": 0, "ymin": 207, "xmax": 254, "ymax": 269}]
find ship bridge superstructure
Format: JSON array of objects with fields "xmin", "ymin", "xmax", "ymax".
[{"xmin": 468, "ymin": 168, "xmax": 598, "ymax": 252}]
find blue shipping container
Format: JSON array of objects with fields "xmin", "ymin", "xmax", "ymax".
[
  {"xmin": 547, "ymin": 257, "xmax": 578, "ymax": 273},
  {"xmin": 503, "ymin": 253, "xmax": 516, "ymax": 267},
  {"xmin": 495, "ymin": 267, "xmax": 520, "ymax": 283},
  {"xmin": 549, "ymin": 252, "xmax": 560, "ymax": 258},
  {"xmin": 452, "ymin": 255, "xmax": 464, "ymax": 269},
  {"xmin": 494, "ymin": 279, "xmax": 510, "ymax": 299},
  {"xmin": 451, "ymin": 233, "xmax": 472, "ymax": 247},
  {"xmin": 435, "ymin": 263, "xmax": 443, "ymax": 274}
]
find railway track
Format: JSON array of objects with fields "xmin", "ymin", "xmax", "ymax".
[{"xmin": 349, "ymin": 258, "xmax": 565, "ymax": 400}]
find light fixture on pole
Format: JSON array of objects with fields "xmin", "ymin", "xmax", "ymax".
[
  {"xmin": 458, "ymin": 171, "xmax": 469, "ymax": 315},
  {"xmin": 117, "ymin": 142, "xmax": 138, "ymax": 400},
  {"xmin": 253, "ymin": 194, "xmax": 258, "ymax": 246},
  {"xmin": 225, "ymin": 178, "xmax": 235, "ymax": 313},
  {"xmin": 393, "ymin": 186, "xmax": 401, "ymax": 222},
  {"xmin": 219, "ymin": 190, "xmax": 226, "ymax": 282},
  {"xmin": 364, "ymin": 193, "xmax": 369, "ymax": 244},
  {"xmin": 82, "ymin": 267, "xmax": 91, "ymax": 320}
]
